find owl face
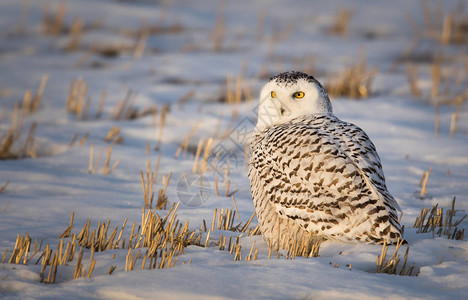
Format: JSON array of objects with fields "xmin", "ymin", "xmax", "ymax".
[{"xmin": 255, "ymin": 71, "xmax": 333, "ymax": 131}]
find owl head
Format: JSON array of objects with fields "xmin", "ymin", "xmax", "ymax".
[{"xmin": 255, "ymin": 71, "xmax": 333, "ymax": 132}]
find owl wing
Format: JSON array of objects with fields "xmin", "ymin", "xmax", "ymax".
[
  {"xmin": 256, "ymin": 115, "xmax": 402, "ymax": 243},
  {"xmin": 330, "ymin": 117, "xmax": 401, "ymax": 212}
]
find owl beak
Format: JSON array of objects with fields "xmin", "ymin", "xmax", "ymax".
[{"xmin": 280, "ymin": 106, "xmax": 286, "ymax": 116}]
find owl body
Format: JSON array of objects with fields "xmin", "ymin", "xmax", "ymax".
[{"xmin": 248, "ymin": 71, "xmax": 403, "ymax": 248}]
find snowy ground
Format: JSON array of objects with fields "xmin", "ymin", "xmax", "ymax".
[{"xmin": 0, "ymin": 0, "xmax": 467, "ymax": 299}]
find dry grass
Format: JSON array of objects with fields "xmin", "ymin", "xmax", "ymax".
[
  {"xmin": 415, "ymin": 1, "xmax": 468, "ymax": 45},
  {"xmin": 394, "ymin": 3, "xmax": 468, "ymax": 113},
  {"xmin": 406, "ymin": 63, "xmax": 422, "ymax": 98},
  {"xmin": 0, "ymin": 74, "xmax": 48, "ymax": 159},
  {"xmin": 174, "ymin": 121, "xmax": 200, "ymax": 159},
  {"xmin": 376, "ymin": 239, "xmax": 415, "ymax": 276},
  {"xmin": 431, "ymin": 55, "xmax": 468, "ymax": 105},
  {"xmin": 231, "ymin": 196, "xmax": 241, "ymax": 221},
  {"xmin": 177, "ymin": 90, "xmax": 196, "ymax": 110},
  {"xmin": 284, "ymin": 236, "xmax": 321, "ymax": 259},
  {"xmin": 66, "ymin": 79, "xmax": 158, "ymax": 122},
  {"xmin": 88, "ymin": 144, "xmax": 119, "ymax": 175},
  {"xmin": 210, "ymin": 208, "xmax": 239, "ymax": 232},
  {"xmin": 156, "ymin": 172, "xmax": 171, "ymax": 210},
  {"xmin": 191, "ymin": 137, "xmax": 214, "ymax": 174},
  {"xmin": 66, "ymin": 77, "xmax": 90, "ymax": 120},
  {"xmin": 6, "ymin": 229, "xmax": 81, "ymax": 283},
  {"xmin": 140, "ymin": 170, "xmax": 155, "ymax": 209},
  {"xmin": 96, "ymin": 90, "xmax": 107, "ymax": 119},
  {"xmin": 434, "ymin": 103, "xmax": 440, "ymax": 138},
  {"xmin": 431, "ymin": 56, "xmax": 441, "ymax": 99},
  {"xmin": 111, "ymin": 90, "xmax": 158, "ymax": 121},
  {"xmin": 268, "ymin": 221, "xmax": 322, "ymax": 259},
  {"xmin": 65, "ymin": 18, "xmax": 84, "ymax": 52},
  {"xmin": 449, "ymin": 111, "xmax": 459, "ymax": 138},
  {"xmin": 7, "ymin": 234, "xmax": 34, "ymax": 265},
  {"xmin": 201, "ymin": 209, "xmax": 255, "ymax": 249},
  {"xmin": 68, "ymin": 18, "xmax": 182, "ymax": 62},
  {"xmin": 212, "ymin": 1, "xmax": 225, "ymax": 52},
  {"xmin": 5, "ymin": 205, "xmax": 323, "ymax": 279},
  {"xmin": 104, "ymin": 126, "xmax": 123, "ymax": 144},
  {"xmin": 133, "ymin": 28, "xmax": 149, "ymax": 60},
  {"xmin": 200, "ymin": 208, "xmax": 258, "ymax": 260},
  {"xmin": 139, "ymin": 159, "xmax": 170, "ymax": 210},
  {"xmin": 78, "ymin": 132, "xmax": 89, "ymax": 146},
  {"xmin": 21, "ymin": 74, "xmax": 49, "ymax": 114},
  {"xmin": 419, "ymin": 167, "xmax": 432, "ymax": 198},
  {"xmin": 326, "ymin": 9, "xmax": 354, "ymax": 37},
  {"xmin": 74, "ymin": 217, "xmax": 125, "ymax": 252},
  {"xmin": 154, "ymin": 104, "xmax": 170, "ymax": 151},
  {"xmin": 325, "ymin": 56, "xmax": 377, "ymax": 99},
  {"xmin": 119, "ymin": 22, "xmax": 183, "ymax": 39},
  {"xmin": 4, "ymin": 202, "xmax": 201, "ymax": 283},
  {"xmin": 42, "ymin": 2, "xmax": 67, "ymax": 35},
  {"xmin": 132, "ymin": 203, "xmax": 199, "ymax": 269},
  {"xmin": 68, "ymin": 132, "xmax": 89, "ymax": 148},
  {"xmin": 394, "ymin": 5, "xmax": 468, "ymax": 143},
  {"xmin": 440, "ymin": 11, "xmax": 468, "ymax": 44},
  {"xmin": 218, "ymin": 73, "xmax": 253, "ymax": 107},
  {"xmin": 0, "ymin": 181, "xmax": 9, "ymax": 195},
  {"xmin": 413, "ymin": 197, "xmax": 466, "ymax": 240},
  {"xmin": 203, "ymin": 207, "xmax": 322, "ymax": 260},
  {"xmin": 0, "ymin": 117, "xmax": 37, "ymax": 160},
  {"xmin": 395, "ymin": 45, "xmax": 468, "ymax": 109},
  {"xmin": 15, "ymin": 0, "xmax": 30, "ymax": 35}
]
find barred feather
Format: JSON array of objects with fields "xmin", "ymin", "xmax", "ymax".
[{"xmin": 249, "ymin": 72, "xmax": 403, "ymax": 249}]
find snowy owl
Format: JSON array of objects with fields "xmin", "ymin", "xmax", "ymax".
[{"xmin": 248, "ymin": 71, "xmax": 403, "ymax": 250}]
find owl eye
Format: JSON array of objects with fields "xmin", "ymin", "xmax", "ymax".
[
  {"xmin": 271, "ymin": 91, "xmax": 276, "ymax": 98},
  {"xmin": 293, "ymin": 91, "xmax": 305, "ymax": 99}
]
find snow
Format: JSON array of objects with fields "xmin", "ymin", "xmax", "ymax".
[{"xmin": 0, "ymin": 0, "xmax": 467, "ymax": 299}]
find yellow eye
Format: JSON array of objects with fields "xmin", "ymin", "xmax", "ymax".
[
  {"xmin": 293, "ymin": 91, "xmax": 305, "ymax": 99},
  {"xmin": 271, "ymin": 91, "xmax": 276, "ymax": 98}
]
